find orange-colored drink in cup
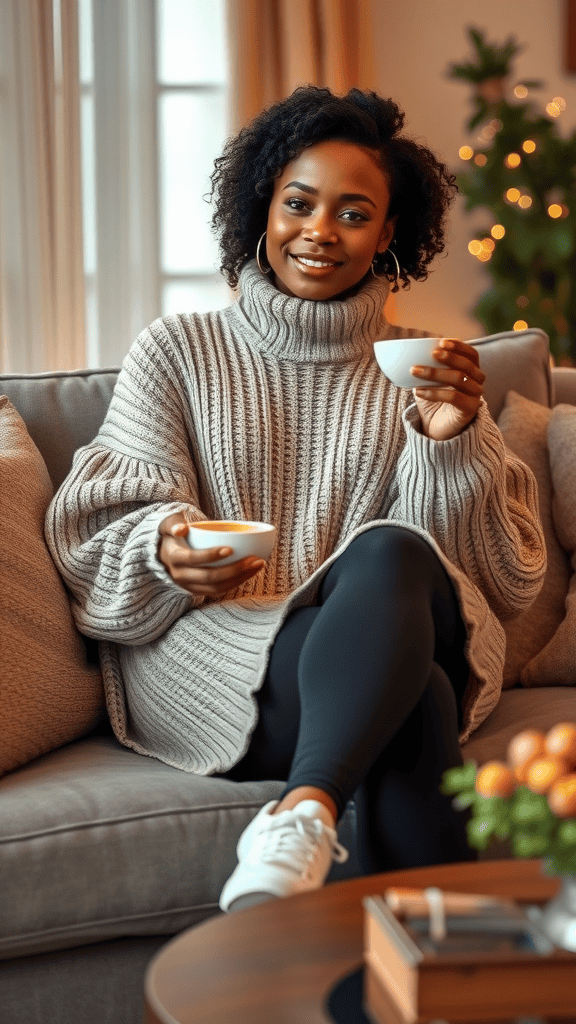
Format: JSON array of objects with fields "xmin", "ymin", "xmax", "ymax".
[{"xmin": 186, "ymin": 520, "xmax": 276, "ymax": 566}]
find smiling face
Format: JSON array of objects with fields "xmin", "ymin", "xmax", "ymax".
[{"xmin": 264, "ymin": 138, "xmax": 397, "ymax": 301}]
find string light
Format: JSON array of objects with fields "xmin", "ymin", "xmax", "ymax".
[
  {"xmin": 546, "ymin": 98, "xmax": 566, "ymax": 117},
  {"xmin": 459, "ymin": 146, "xmax": 474, "ymax": 160},
  {"xmin": 518, "ymin": 195, "xmax": 532, "ymax": 209},
  {"xmin": 491, "ymin": 224, "xmax": 505, "ymax": 239},
  {"xmin": 468, "ymin": 238, "xmax": 494, "ymax": 262},
  {"xmin": 514, "ymin": 85, "xmax": 528, "ymax": 98},
  {"xmin": 548, "ymin": 204, "xmax": 563, "ymax": 218},
  {"xmin": 513, "ymin": 320, "xmax": 528, "ymax": 330},
  {"xmin": 505, "ymin": 153, "xmax": 521, "ymax": 168},
  {"xmin": 475, "ymin": 154, "xmax": 488, "ymax": 166},
  {"xmin": 505, "ymin": 188, "xmax": 521, "ymax": 203},
  {"xmin": 522, "ymin": 140, "xmax": 536, "ymax": 153}
]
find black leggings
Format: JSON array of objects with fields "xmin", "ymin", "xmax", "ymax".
[{"xmin": 223, "ymin": 526, "xmax": 476, "ymax": 874}]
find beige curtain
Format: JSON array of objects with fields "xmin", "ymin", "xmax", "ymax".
[
  {"xmin": 226, "ymin": 0, "xmax": 377, "ymax": 133},
  {"xmin": 0, "ymin": 0, "xmax": 85, "ymax": 373}
]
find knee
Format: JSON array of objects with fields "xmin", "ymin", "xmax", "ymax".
[{"xmin": 350, "ymin": 526, "xmax": 438, "ymax": 578}]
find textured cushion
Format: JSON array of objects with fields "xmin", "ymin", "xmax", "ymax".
[
  {"xmin": 0, "ymin": 397, "xmax": 105, "ymax": 776},
  {"xmin": 521, "ymin": 404, "xmax": 576, "ymax": 686},
  {"xmin": 496, "ymin": 391, "xmax": 570, "ymax": 688},
  {"xmin": 0, "ymin": 735, "xmax": 360, "ymax": 959}
]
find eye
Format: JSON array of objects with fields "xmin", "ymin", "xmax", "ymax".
[
  {"xmin": 341, "ymin": 210, "xmax": 368, "ymax": 222},
  {"xmin": 285, "ymin": 198, "xmax": 308, "ymax": 211}
]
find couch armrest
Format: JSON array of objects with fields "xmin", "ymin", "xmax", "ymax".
[{"xmin": 552, "ymin": 366, "xmax": 576, "ymax": 407}]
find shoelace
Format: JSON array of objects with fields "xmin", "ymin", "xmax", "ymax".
[{"xmin": 253, "ymin": 814, "xmax": 349, "ymax": 874}]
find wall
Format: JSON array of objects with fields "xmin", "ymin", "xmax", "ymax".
[{"xmin": 364, "ymin": 0, "xmax": 576, "ymax": 339}]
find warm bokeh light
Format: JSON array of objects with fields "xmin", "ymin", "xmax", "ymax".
[
  {"xmin": 491, "ymin": 224, "xmax": 506, "ymax": 239},
  {"xmin": 553, "ymin": 96, "xmax": 567, "ymax": 110},
  {"xmin": 459, "ymin": 146, "xmax": 474, "ymax": 160},
  {"xmin": 514, "ymin": 85, "xmax": 528, "ymax": 98},
  {"xmin": 474, "ymin": 154, "xmax": 488, "ymax": 166},
  {"xmin": 514, "ymin": 320, "xmax": 528, "ymax": 330},
  {"xmin": 506, "ymin": 188, "xmax": 521, "ymax": 203},
  {"xmin": 505, "ymin": 153, "xmax": 521, "ymax": 168},
  {"xmin": 477, "ymin": 251, "xmax": 492, "ymax": 262},
  {"xmin": 481, "ymin": 238, "xmax": 495, "ymax": 252},
  {"xmin": 548, "ymin": 204, "xmax": 563, "ymax": 218},
  {"xmin": 516, "ymin": 296, "xmax": 529, "ymax": 308},
  {"xmin": 522, "ymin": 140, "xmax": 536, "ymax": 153},
  {"xmin": 518, "ymin": 195, "xmax": 532, "ymax": 209},
  {"xmin": 479, "ymin": 125, "xmax": 496, "ymax": 141},
  {"xmin": 468, "ymin": 240, "xmax": 483, "ymax": 255},
  {"xmin": 490, "ymin": 119, "xmax": 503, "ymax": 131},
  {"xmin": 547, "ymin": 102, "xmax": 561, "ymax": 117},
  {"xmin": 561, "ymin": 205, "xmax": 570, "ymax": 218}
]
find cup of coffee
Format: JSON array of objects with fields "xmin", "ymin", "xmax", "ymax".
[
  {"xmin": 186, "ymin": 520, "xmax": 277, "ymax": 566},
  {"xmin": 373, "ymin": 337, "xmax": 480, "ymax": 389}
]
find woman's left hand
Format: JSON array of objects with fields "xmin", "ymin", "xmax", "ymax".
[{"xmin": 411, "ymin": 338, "xmax": 486, "ymax": 441}]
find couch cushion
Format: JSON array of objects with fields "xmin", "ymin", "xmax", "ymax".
[
  {"xmin": 0, "ymin": 369, "xmax": 118, "ymax": 491},
  {"xmin": 497, "ymin": 390, "xmax": 570, "ymax": 688},
  {"xmin": 0, "ymin": 735, "xmax": 360, "ymax": 959},
  {"xmin": 461, "ymin": 688, "xmax": 576, "ymax": 766},
  {"xmin": 522, "ymin": 403, "xmax": 576, "ymax": 687},
  {"xmin": 470, "ymin": 328, "xmax": 552, "ymax": 420},
  {"xmin": 0, "ymin": 398, "xmax": 105, "ymax": 776}
]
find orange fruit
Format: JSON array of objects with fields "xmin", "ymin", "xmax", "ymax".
[
  {"xmin": 525, "ymin": 756, "xmax": 570, "ymax": 794},
  {"xmin": 547, "ymin": 774, "xmax": 576, "ymax": 817},
  {"xmin": 476, "ymin": 761, "xmax": 517, "ymax": 798},
  {"xmin": 507, "ymin": 729, "xmax": 546, "ymax": 771},
  {"xmin": 544, "ymin": 723, "xmax": 576, "ymax": 768}
]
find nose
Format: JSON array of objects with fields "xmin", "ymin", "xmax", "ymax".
[{"xmin": 303, "ymin": 211, "xmax": 339, "ymax": 244}]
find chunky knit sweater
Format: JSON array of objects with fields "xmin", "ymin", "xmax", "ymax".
[{"xmin": 46, "ymin": 259, "xmax": 546, "ymax": 773}]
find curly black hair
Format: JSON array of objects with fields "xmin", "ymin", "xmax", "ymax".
[{"xmin": 208, "ymin": 85, "xmax": 458, "ymax": 293}]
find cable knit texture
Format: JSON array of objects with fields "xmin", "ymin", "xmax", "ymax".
[{"xmin": 45, "ymin": 259, "xmax": 546, "ymax": 773}]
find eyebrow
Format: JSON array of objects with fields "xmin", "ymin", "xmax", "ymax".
[{"xmin": 282, "ymin": 181, "xmax": 377, "ymax": 209}]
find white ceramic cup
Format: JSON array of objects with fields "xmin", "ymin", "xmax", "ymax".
[
  {"xmin": 186, "ymin": 520, "xmax": 277, "ymax": 566},
  {"xmin": 373, "ymin": 337, "xmax": 479, "ymax": 390}
]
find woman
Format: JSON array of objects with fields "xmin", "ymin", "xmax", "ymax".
[{"xmin": 46, "ymin": 86, "xmax": 545, "ymax": 914}]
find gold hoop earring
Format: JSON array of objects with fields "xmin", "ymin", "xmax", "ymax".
[
  {"xmin": 256, "ymin": 231, "xmax": 272, "ymax": 275},
  {"xmin": 371, "ymin": 246, "xmax": 400, "ymax": 287}
]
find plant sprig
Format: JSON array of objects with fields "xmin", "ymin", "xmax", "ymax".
[{"xmin": 441, "ymin": 761, "xmax": 576, "ymax": 875}]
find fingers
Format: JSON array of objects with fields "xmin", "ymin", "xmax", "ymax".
[{"xmin": 410, "ymin": 338, "xmax": 485, "ymax": 400}]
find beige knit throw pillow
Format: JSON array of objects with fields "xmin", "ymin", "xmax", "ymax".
[
  {"xmin": 496, "ymin": 390, "xmax": 570, "ymax": 688},
  {"xmin": 0, "ymin": 396, "xmax": 105, "ymax": 776},
  {"xmin": 521, "ymin": 403, "xmax": 576, "ymax": 686}
]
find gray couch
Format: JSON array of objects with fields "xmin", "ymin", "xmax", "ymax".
[{"xmin": 1, "ymin": 328, "xmax": 575, "ymax": 1024}]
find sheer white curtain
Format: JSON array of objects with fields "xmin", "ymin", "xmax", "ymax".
[{"xmin": 0, "ymin": 0, "xmax": 85, "ymax": 373}]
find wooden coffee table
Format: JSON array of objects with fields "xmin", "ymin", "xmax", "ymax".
[{"xmin": 144, "ymin": 859, "xmax": 570, "ymax": 1024}]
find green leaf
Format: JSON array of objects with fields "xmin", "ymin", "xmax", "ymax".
[
  {"xmin": 557, "ymin": 820, "xmax": 576, "ymax": 847},
  {"xmin": 440, "ymin": 762, "xmax": 477, "ymax": 795},
  {"xmin": 512, "ymin": 833, "xmax": 549, "ymax": 858}
]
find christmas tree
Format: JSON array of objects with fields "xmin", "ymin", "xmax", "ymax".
[{"xmin": 447, "ymin": 27, "xmax": 576, "ymax": 364}]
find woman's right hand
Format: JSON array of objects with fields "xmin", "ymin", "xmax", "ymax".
[{"xmin": 157, "ymin": 513, "xmax": 266, "ymax": 600}]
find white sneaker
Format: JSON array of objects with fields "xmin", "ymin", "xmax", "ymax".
[{"xmin": 219, "ymin": 799, "xmax": 349, "ymax": 913}]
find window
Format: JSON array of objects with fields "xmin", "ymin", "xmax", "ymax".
[{"xmin": 78, "ymin": 0, "xmax": 232, "ymax": 368}]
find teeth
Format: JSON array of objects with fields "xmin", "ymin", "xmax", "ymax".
[{"xmin": 294, "ymin": 256, "xmax": 336, "ymax": 268}]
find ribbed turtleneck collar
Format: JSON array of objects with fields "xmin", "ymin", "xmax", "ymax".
[{"xmin": 233, "ymin": 258, "xmax": 392, "ymax": 363}]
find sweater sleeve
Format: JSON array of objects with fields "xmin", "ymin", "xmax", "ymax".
[
  {"xmin": 45, "ymin": 325, "xmax": 210, "ymax": 645},
  {"xmin": 388, "ymin": 398, "xmax": 546, "ymax": 621}
]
